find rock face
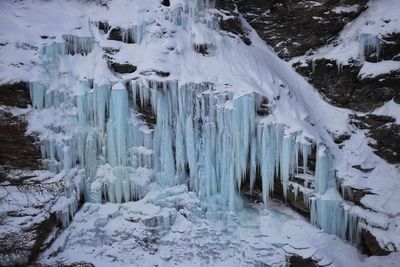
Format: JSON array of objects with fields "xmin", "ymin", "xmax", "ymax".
[
  {"xmin": 382, "ymin": 33, "xmax": 400, "ymax": 61},
  {"xmin": 295, "ymin": 59, "xmax": 400, "ymax": 112},
  {"xmin": 362, "ymin": 229, "xmax": 391, "ymax": 256},
  {"xmin": 351, "ymin": 115, "xmax": 400, "ymax": 164},
  {"xmin": 237, "ymin": 0, "xmax": 367, "ymax": 59},
  {"xmin": 0, "ymin": 83, "xmax": 41, "ymax": 180},
  {"xmin": 216, "ymin": 0, "xmax": 251, "ymax": 45},
  {"xmin": 0, "ymin": 83, "xmax": 61, "ymax": 266}
]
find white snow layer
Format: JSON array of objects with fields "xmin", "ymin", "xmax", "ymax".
[{"xmin": 0, "ymin": 0, "xmax": 399, "ymax": 266}]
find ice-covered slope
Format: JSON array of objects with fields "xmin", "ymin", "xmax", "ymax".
[{"xmin": 0, "ymin": 0, "xmax": 399, "ymax": 266}]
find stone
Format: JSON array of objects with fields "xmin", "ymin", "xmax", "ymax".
[
  {"xmin": 161, "ymin": 0, "xmax": 170, "ymax": 7},
  {"xmin": 287, "ymin": 185, "xmax": 310, "ymax": 216},
  {"xmin": 108, "ymin": 27, "xmax": 123, "ymax": 42},
  {"xmin": 287, "ymin": 254, "xmax": 317, "ymax": 267},
  {"xmin": 97, "ymin": 21, "xmax": 110, "ymax": 34},
  {"xmin": 110, "ymin": 62, "xmax": 137, "ymax": 74},
  {"xmin": 362, "ymin": 229, "xmax": 391, "ymax": 256},
  {"xmin": 351, "ymin": 115, "xmax": 400, "ymax": 164}
]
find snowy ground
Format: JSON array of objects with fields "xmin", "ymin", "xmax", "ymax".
[{"xmin": 40, "ymin": 184, "xmax": 369, "ymax": 267}]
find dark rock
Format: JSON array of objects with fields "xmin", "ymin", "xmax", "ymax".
[
  {"xmin": 287, "ymin": 254, "xmax": 317, "ymax": 267},
  {"xmin": 368, "ymin": 123, "xmax": 400, "ymax": 164},
  {"xmin": 216, "ymin": 0, "xmax": 251, "ymax": 45},
  {"xmin": 108, "ymin": 27, "xmax": 123, "ymax": 42},
  {"xmin": 362, "ymin": 229, "xmax": 391, "ymax": 256},
  {"xmin": 0, "ymin": 82, "xmax": 31, "ymax": 108},
  {"xmin": 16, "ymin": 42, "xmax": 38, "ymax": 51},
  {"xmin": 108, "ymin": 26, "xmax": 138, "ymax": 44},
  {"xmin": 334, "ymin": 132, "xmax": 351, "ymax": 144},
  {"xmin": 161, "ymin": 0, "xmax": 170, "ymax": 7},
  {"xmin": 381, "ymin": 33, "xmax": 400, "ymax": 61},
  {"xmin": 140, "ymin": 70, "xmax": 170, "ymax": 77},
  {"xmin": 40, "ymin": 35, "xmax": 49, "ymax": 39},
  {"xmin": 351, "ymin": 115, "xmax": 400, "ymax": 164},
  {"xmin": 155, "ymin": 70, "xmax": 170, "ymax": 77},
  {"xmin": 0, "ymin": 83, "xmax": 42, "ymax": 180},
  {"xmin": 62, "ymin": 262, "xmax": 96, "ymax": 267},
  {"xmin": 338, "ymin": 181, "xmax": 374, "ymax": 207},
  {"xmin": 255, "ymin": 94, "xmax": 270, "ymax": 116},
  {"xmin": 271, "ymin": 174, "xmax": 285, "ymax": 202},
  {"xmin": 287, "ymin": 184, "xmax": 310, "ymax": 216},
  {"xmin": 0, "ymin": 83, "xmax": 61, "ymax": 266},
  {"xmin": 130, "ymin": 82, "xmax": 156, "ymax": 127},
  {"xmin": 103, "ymin": 47, "xmax": 120, "ymax": 55},
  {"xmin": 295, "ymin": 59, "xmax": 400, "ymax": 112},
  {"xmin": 110, "ymin": 62, "xmax": 137, "ymax": 74},
  {"xmin": 351, "ymin": 165, "xmax": 374, "ymax": 173},
  {"xmin": 194, "ymin": 43, "xmax": 215, "ymax": 55},
  {"xmin": 237, "ymin": 0, "xmax": 367, "ymax": 59},
  {"xmin": 0, "ymin": 212, "xmax": 59, "ymax": 266},
  {"xmin": 394, "ymin": 94, "xmax": 400, "ymax": 104},
  {"xmin": 96, "ymin": 21, "xmax": 110, "ymax": 34}
]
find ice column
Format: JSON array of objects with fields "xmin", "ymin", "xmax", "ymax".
[
  {"xmin": 358, "ymin": 34, "xmax": 381, "ymax": 61},
  {"xmin": 106, "ymin": 83, "xmax": 129, "ymax": 166}
]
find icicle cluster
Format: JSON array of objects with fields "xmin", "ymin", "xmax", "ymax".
[
  {"xmin": 310, "ymin": 147, "xmax": 362, "ymax": 245},
  {"xmin": 31, "ymin": 64, "xmax": 315, "ymax": 213},
  {"xmin": 358, "ymin": 33, "xmax": 381, "ymax": 61},
  {"xmin": 26, "ymin": 0, "xmax": 365, "ymax": 246}
]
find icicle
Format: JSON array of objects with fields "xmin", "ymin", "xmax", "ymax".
[
  {"xmin": 315, "ymin": 146, "xmax": 335, "ymax": 194},
  {"xmin": 259, "ymin": 124, "xmax": 276, "ymax": 205},
  {"xmin": 154, "ymin": 86, "xmax": 176, "ymax": 186},
  {"xmin": 310, "ymin": 190, "xmax": 346, "ymax": 239},
  {"xmin": 185, "ymin": 115, "xmax": 196, "ymax": 189},
  {"xmin": 95, "ymin": 84, "xmax": 110, "ymax": 134},
  {"xmin": 106, "ymin": 83, "xmax": 129, "ymax": 166},
  {"xmin": 121, "ymin": 25, "xmax": 143, "ymax": 44},
  {"xmin": 85, "ymin": 130, "xmax": 97, "ymax": 180},
  {"xmin": 358, "ymin": 33, "xmax": 381, "ymax": 62},
  {"xmin": 29, "ymin": 82, "xmax": 47, "ymax": 109},
  {"xmin": 301, "ymin": 143, "xmax": 311, "ymax": 174},
  {"xmin": 311, "ymin": 59, "xmax": 316, "ymax": 73},
  {"xmin": 63, "ymin": 146, "xmax": 72, "ymax": 170},
  {"xmin": 280, "ymin": 134, "xmax": 296, "ymax": 200},
  {"xmin": 63, "ymin": 35, "xmax": 95, "ymax": 55}
]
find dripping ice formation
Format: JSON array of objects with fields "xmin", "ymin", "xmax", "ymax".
[{"xmin": 24, "ymin": 0, "xmax": 366, "ymax": 248}]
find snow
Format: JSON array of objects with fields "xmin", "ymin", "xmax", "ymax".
[
  {"xmin": 373, "ymin": 100, "xmax": 400, "ymax": 123},
  {"xmin": 1, "ymin": 0, "xmax": 400, "ymax": 265},
  {"xmin": 359, "ymin": 60, "xmax": 400, "ymax": 79},
  {"xmin": 332, "ymin": 5, "xmax": 360, "ymax": 14},
  {"xmin": 39, "ymin": 186, "xmax": 369, "ymax": 267}
]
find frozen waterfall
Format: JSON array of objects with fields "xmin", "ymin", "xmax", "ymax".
[{"xmin": 25, "ymin": 0, "xmax": 364, "ymax": 249}]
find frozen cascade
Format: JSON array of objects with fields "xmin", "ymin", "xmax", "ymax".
[
  {"xmin": 106, "ymin": 83, "xmax": 129, "ymax": 167},
  {"xmin": 121, "ymin": 25, "xmax": 144, "ymax": 44},
  {"xmin": 24, "ymin": 0, "xmax": 363, "ymax": 248},
  {"xmin": 130, "ymin": 79, "xmax": 315, "ymax": 211},
  {"xmin": 311, "ymin": 147, "xmax": 362, "ymax": 245},
  {"xmin": 63, "ymin": 35, "xmax": 95, "ymax": 56},
  {"xmin": 358, "ymin": 33, "xmax": 381, "ymax": 61},
  {"xmin": 30, "ymin": 66, "xmax": 315, "ymax": 212}
]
